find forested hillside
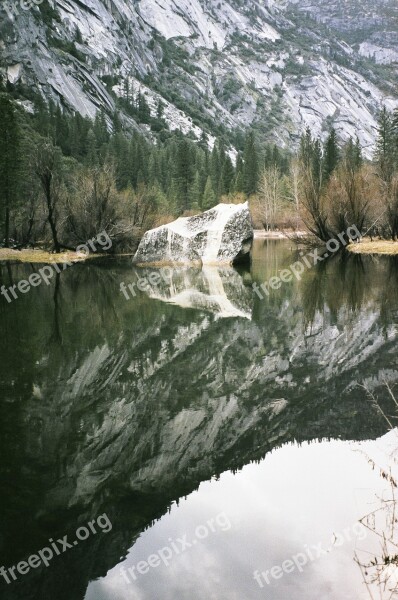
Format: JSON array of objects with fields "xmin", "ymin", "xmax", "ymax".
[{"xmin": 1, "ymin": 92, "xmax": 398, "ymax": 252}]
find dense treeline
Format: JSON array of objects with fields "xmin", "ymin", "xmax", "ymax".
[
  {"xmin": 0, "ymin": 94, "xmax": 287, "ymax": 251},
  {"xmin": 0, "ymin": 93, "xmax": 397, "ymax": 252},
  {"xmin": 253, "ymin": 107, "xmax": 398, "ymax": 242}
]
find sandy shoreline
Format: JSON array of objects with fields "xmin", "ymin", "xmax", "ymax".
[{"xmin": 253, "ymin": 230, "xmax": 308, "ymax": 239}]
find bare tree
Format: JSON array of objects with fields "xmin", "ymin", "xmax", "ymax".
[
  {"xmin": 289, "ymin": 159, "xmax": 302, "ymax": 233},
  {"xmin": 384, "ymin": 176, "xmax": 398, "ymax": 241},
  {"xmin": 65, "ymin": 163, "xmax": 116, "ymax": 244},
  {"xmin": 34, "ymin": 141, "xmax": 63, "ymax": 252},
  {"xmin": 327, "ymin": 161, "xmax": 371, "ymax": 237},
  {"xmin": 65, "ymin": 164, "xmax": 161, "ymax": 251},
  {"xmin": 258, "ymin": 165, "xmax": 285, "ymax": 231},
  {"xmin": 299, "ymin": 162, "xmax": 331, "ymax": 242}
]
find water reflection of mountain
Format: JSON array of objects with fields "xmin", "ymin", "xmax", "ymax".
[{"xmin": 0, "ymin": 245, "xmax": 398, "ymax": 599}]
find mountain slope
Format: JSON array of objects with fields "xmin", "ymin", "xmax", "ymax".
[{"xmin": 1, "ymin": 0, "xmax": 397, "ymax": 154}]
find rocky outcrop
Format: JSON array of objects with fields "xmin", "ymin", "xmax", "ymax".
[
  {"xmin": 2, "ymin": 0, "xmax": 397, "ymax": 155},
  {"xmin": 133, "ymin": 203, "xmax": 253, "ymax": 266}
]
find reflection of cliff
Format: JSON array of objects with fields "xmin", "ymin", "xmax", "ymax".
[
  {"xmin": 141, "ymin": 265, "xmax": 253, "ymax": 319},
  {"xmin": 0, "ymin": 250, "xmax": 398, "ymax": 599}
]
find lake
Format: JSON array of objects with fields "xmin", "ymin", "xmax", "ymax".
[{"xmin": 1, "ymin": 239, "xmax": 398, "ymax": 599}]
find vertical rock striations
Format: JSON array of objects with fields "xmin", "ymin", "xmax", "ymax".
[{"xmin": 133, "ymin": 202, "xmax": 253, "ymax": 265}]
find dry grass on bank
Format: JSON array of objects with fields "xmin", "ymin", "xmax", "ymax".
[
  {"xmin": 347, "ymin": 239, "xmax": 398, "ymax": 256},
  {"xmin": 0, "ymin": 248, "xmax": 93, "ymax": 264}
]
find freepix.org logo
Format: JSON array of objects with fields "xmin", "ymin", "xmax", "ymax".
[{"xmin": 0, "ymin": 514, "xmax": 112, "ymax": 585}]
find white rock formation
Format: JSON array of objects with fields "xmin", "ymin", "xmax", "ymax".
[{"xmin": 134, "ymin": 203, "xmax": 253, "ymax": 265}]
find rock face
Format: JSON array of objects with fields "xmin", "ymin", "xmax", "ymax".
[
  {"xmin": 133, "ymin": 203, "xmax": 253, "ymax": 265},
  {"xmin": 2, "ymin": 0, "xmax": 397, "ymax": 156}
]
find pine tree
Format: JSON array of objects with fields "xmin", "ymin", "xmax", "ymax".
[
  {"xmin": 123, "ymin": 77, "xmax": 130, "ymax": 103},
  {"xmin": 136, "ymin": 169, "xmax": 146, "ymax": 188},
  {"xmin": 299, "ymin": 128, "xmax": 322, "ymax": 191},
  {"xmin": 33, "ymin": 95, "xmax": 52, "ymax": 138},
  {"xmin": 137, "ymin": 92, "xmax": 151, "ymax": 124},
  {"xmin": 159, "ymin": 147, "xmax": 169, "ymax": 192},
  {"xmin": 234, "ymin": 154, "xmax": 244, "ymax": 193},
  {"xmin": 111, "ymin": 133, "xmax": 130, "ymax": 189},
  {"xmin": 299, "ymin": 127, "xmax": 313, "ymax": 168},
  {"xmin": 190, "ymin": 171, "xmax": 202, "ymax": 209},
  {"xmin": 221, "ymin": 154, "xmax": 235, "ymax": 196},
  {"xmin": 217, "ymin": 142, "xmax": 227, "ymax": 197},
  {"xmin": 94, "ymin": 110, "xmax": 109, "ymax": 149},
  {"xmin": 210, "ymin": 145, "xmax": 220, "ymax": 199},
  {"xmin": 148, "ymin": 151, "xmax": 161, "ymax": 186},
  {"xmin": 54, "ymin": 105, "xmax": 70, "ymax": 155},
  {"xmin": 69, "ymin": 113, "xmax": 88, "ymax": 160},
  {"xmin": 323, "ymin": 128, "xmax": 340, "ymax": 181},
  {"xmin": 272, "ymin": 145, "xmax": 281, "ymax": 169},
  {"xmin": 173, "ymin": 139, "xmax": 193, "ymax": 212},
  {"xmin": 198, "ymin": 163, "xmax": 208, "ymax": 205},
  {"xmin": 242, "ymin": 132, "xmax": 258, "ymax": 196},
  {"xmin": 198, "ymin": 130, "xmax": 209, "ymax": 151},
  {"xmin": 392, "ymin": 108, "xmax": 398, "ymax": 167},
  {"xmin": 344, "ymin": 137, "xmax": 362, "ymax": 172},
  {"xmin": 75, "ymin": 26, "xmax": 83, "ymax": 44},
  {"xmin": 264, "ymin": 145, "xmax": 273, "ymax": 170},
  {"xmin": 112, "ymin": 110, "xmax": 122, "ymax": 133},
  {"xmin": 86, "ymin": 129, "xmax": 98, "ymax": 167},
  {"xmin": 202, "ymin": 176, "xmax": 216, "ymax": 210},
  {"xmin": 312, "ymin": 139, "xmax": 323, "ymax": 189},
  {"xmin": 156, "ymin": 100, "xmax": 165, "ymax": 120},
  {"xmin": 375, "ymin": 107, "xmax": 394, "ymax": 183},
  {"xmin": 354, "ymin": 137, "xmax": 363, "ymax": 170},
  {"xmin": 0, "ymin": 95, "xmax": 21, "ymax": 246},
  {"xmin": 130, "ymin": 134, "xmax": 148, "ymax": 188}
]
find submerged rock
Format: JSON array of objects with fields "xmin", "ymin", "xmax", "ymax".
[{"xmin": 133, "ymin": 202, "xmax": 253, "ymax": 265}]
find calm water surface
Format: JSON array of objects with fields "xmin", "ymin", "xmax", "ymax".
[{"xmin": 1, "ymin": 240, "xmax": 398, "ymax": 600}]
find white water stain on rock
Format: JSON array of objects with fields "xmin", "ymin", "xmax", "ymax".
[{"xmin": 134, "ymin": 203, "xmax": 253, "ymax": 266}]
